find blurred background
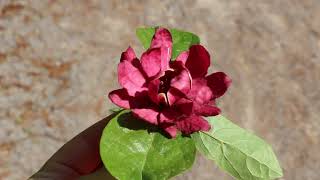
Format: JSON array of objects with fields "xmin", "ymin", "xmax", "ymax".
[{"xmin": 0, "ymin": 0, "xmax": 319, "ymax": 179}]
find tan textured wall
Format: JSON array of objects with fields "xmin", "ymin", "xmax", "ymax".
[{"xmin": 0, "ymin": 0, "xmax": 320, "ymax": 179}]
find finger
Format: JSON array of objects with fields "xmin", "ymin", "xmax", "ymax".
[{"xmin": 30, "ymin": 112, "xmax": 119, "ymax": 179}]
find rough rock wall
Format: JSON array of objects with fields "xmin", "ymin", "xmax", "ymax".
[{"xmin": 0, "ymin": 0, "xmax": 319, "ymax": 179}]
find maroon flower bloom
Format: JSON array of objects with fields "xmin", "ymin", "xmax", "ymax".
[{"xmin": 109, "ymin": 28, "xmax": 231, "ymax": 138}]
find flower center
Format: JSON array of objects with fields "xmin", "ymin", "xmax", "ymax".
[
  {"xmin": 159, "ymin": 70, "xmax": 176, "ymax": 94},
  {"xmin": 157, "ymin": 70, "xmax": 177, "ymax": 107}
]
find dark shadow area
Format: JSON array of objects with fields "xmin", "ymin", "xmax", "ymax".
[
  {"xmin": 79, "ymin": 166, "xmax": 116, "ymax": 180},
  {"xmin": 117, "ymin": 112, "xmax": 172, "ymax": 139}
]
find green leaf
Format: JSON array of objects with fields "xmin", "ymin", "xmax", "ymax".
[
  {"xmin": 109, "ymin": 107, "xmax": 123, "ymax": 113},
  {"xmin": 135, "ymin": 27, "xmax": 200, "ymax": 59},
  {"xmin": 100, "ymin": 110, "xmax": 196, "ymax": 180},
  {"xmin": 192, "ymin": 115, "xmax": 283, "ymax": 180},
  {"xmin": 136, "ymin": 27, "xmax": 156, "ymax": 49},
  {"xmin": 170, "ymin": 28, "xmax": 200, "ymax": 59}
]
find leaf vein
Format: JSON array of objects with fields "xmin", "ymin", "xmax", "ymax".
[{"xmin": 201, "ymin": 131, "xmax": 282, "ymax": 176}]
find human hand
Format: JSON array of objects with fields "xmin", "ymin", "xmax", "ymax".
[{"xmin": 30, "ymin": 114, "xmax": 117, "ymax": 180}]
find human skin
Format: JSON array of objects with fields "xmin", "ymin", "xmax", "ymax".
[{"xmin": 30, "ymin": 113, "xmax": 117, "ymax": 180}]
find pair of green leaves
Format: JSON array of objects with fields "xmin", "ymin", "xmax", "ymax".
[
  {"xmin": 100, "ymin": 110, "xmax": 196, "ymax": 180},
  {"xmin": 136, "ymin": 27, "xmax": 200, "ymax": 60},
  {"xmin": 100, "ymin": 27, "xmax": 283, "ymax": 180}
]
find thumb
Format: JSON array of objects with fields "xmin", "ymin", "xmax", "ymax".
[{"xmin": 30, "ymin": 112, "xmax": 119, "ymax": 180}]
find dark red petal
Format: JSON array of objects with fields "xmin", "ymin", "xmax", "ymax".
[
  {"xmin": 141, "ymin": 48, "xmax": 162, "ymax": 78},
  {"xmin": 176, "ymin": 115, "xmax": 211, "ymax": 135},
  {"xmin": 159, "ymin": 108, "xmax": 181, "ymax": 123},
  {"xmin": 151, "ymin": 28, "xmax": 173, "ymax": 50},
  {"xmin": 118, "ymin": 60, "xmax": 146, "ymax": 96},
  {"xmin": 185, "ymin": 45, "xmax": 211, "ymax": 79},
  {"xmin": 193, "ymin": 103, "xmax": 221, "ymax": 117},
  {"xmin": 161, "ymin": 47, "xmax": 171, "ymax": 71},
  {"xmin": 167, "ymin": 88, "xmax": 184, "ymax": 107},
  {"xmin": 188, "ymin": 78, "xmax": 213, "ymax": 105},
  {"xmin": 128, "ymin": 91, "xmax": 152, "ymax": 109},
  {"xmin": 132, "ymin": 108, "xmax": 159, "ymax": 125},
  {"xmin": 147, "ymin": 79, "xmax": 167, "ymax": 105},
  {"xmin": 109, "ymin": 90, "xmax": 153, "ymax": 110},
  {"xmin": 108, "ymin": 89, "xmax": 131, "ymax": 109},
  {"xmin": 151, "ymin": 28, "xmax": 173, "ymax": 71},
  {"xmin": 175, "ymin": 51, "xmax": 189, "ymax": 64},
  {"xmin": 120, "ymin": 46, "xmax": 136, "ymax": 62},
  {"xmin": 206, "ymin": 72, "xmax": 232, "ymax": 98},
  {"xmin": 167, "ymin": 66, "xmax": 192, "ymax": 105},
  {"xmin": 148, "ymin": 79, "xmax": 160, "ymax": 103},
  {"xmin": 162, "ymin": 124, "xmax": 177, "ymax": 138},
  {"xmin": 173, "ymin": 98, "xmax": 193, "ymax": 116},
  {"xmin": 170, "ymin": 67, "xmax": 192, "ymax": 94}
]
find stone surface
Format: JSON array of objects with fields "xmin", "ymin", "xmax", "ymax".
[{"xmin": 0, "ymin": 0, "xmax": 320, "ymax": 179}]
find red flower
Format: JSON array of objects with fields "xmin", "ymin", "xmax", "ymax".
[{"xmin": 109, "ymin": 28, "xmax": 231, "ymax": 137}]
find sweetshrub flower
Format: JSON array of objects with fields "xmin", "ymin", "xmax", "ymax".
[{"xmin": 109, "ymin": 28, "xmax": 231, "ymax": 137}]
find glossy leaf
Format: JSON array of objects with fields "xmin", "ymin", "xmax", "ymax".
[
  {"xmin": 136, "ymin": 27, "xmax": 156, "ymax": 50},
  {"xmin": 170, "ymin": 28, "xmax": 200, "ymax": 59},
  {"xmin": 100, "ymin": 110, "xmax": 196, "ymax": 180},
  {"xmin": 192, "ymin": 115, "xmax": 283, "ymax": 180},
  {"xmin": 136, "ymin": 27, "xmax": 200, "ymax": 59}
]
